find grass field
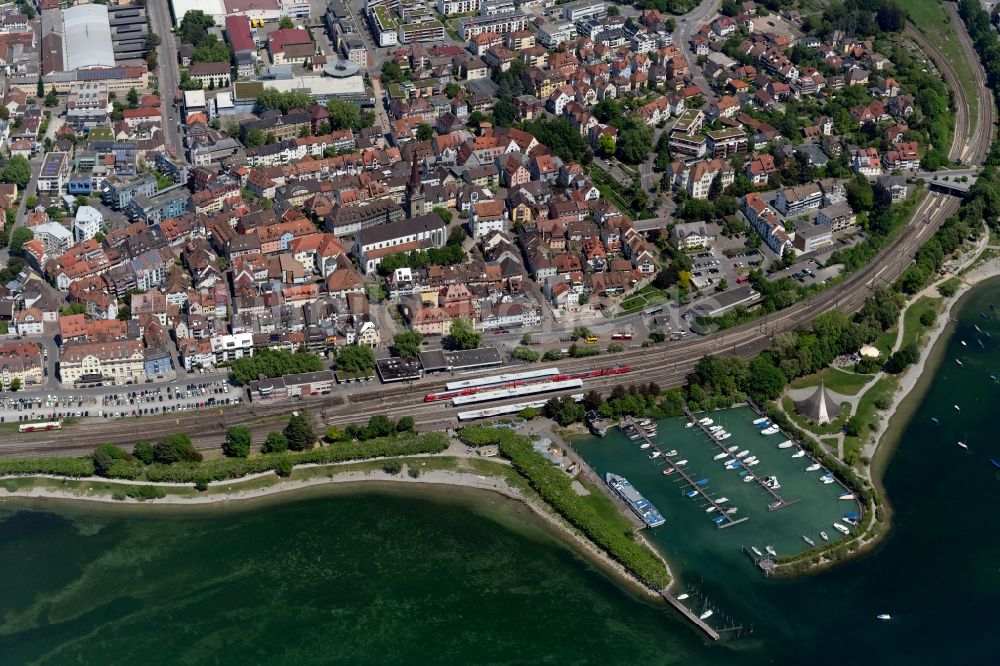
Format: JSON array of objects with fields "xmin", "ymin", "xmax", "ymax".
[
  {"xmin": 907, "ymin": 0, "xmax": 978, "ymax": 132},
  {"xmin": 789, "ymin": 367, "xmax": 874, "ymax": 396},
  {"xmin": 843, "ymin": 376, "xmax": 899, "ymax": 463},
  {"xmin": 618, "ymin": 285, "xmax": 669, "ymax": 315},
  {"xmin": 874, "ymin": 327, "xmax": 898, "ymax": 358},
  {"xmin": 577, "ymin": 478, "xmax": 638, "ymax": 534},
  {"xmin": 901, "ymin": 296, "xmax": 944, "ymax": 349}
]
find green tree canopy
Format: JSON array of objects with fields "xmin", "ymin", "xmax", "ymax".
[
  {"xmin": 1, "ymin": 155, "xmax": 31, "ymax": 189},
  {"xmin": 416, "ymin": 123, "xmax": 434, "ymax": 141},
  {"xmin": 335, "ymin": 344, "xmax": 375, "ymax": 373},
  {"xmin": 193, "ymin": 34, "xmax": 231, "ymax": 64},
  {"xmin": 223, "ymin": 426, "xmax": 252, "ymax": 458},
  {"xmin": 284, "ymin": 412, "xmax": 316, "ymax": 451},
  {"xmin": 154, "ymin": 434, "xmax": 202, "ymax": 464},
  {"xmin": 326, "ymin": 99, "xmax": 367, "ymax": 132},
  {"xmin": 262, "ymin": 432, "xmax": 288, "ymax": 453},
  {"xmin": 9, "ymin": 227, "xmax": 34, "ymax": 255},
  {"xmin": 393, "ymin": 330, "xmax": 424, "ymax": 358},
  {"xmin": 257, "ymin": 89, "xmax": 313, "ymax": 113},
  {"xmin": 229, "ymin": 349, "xmax": 324, "ymax": 385},
  {"xmin": 179, "ymin": 10, "xmax": 215, "ymax": 45},
  {"xmin": 448, "ymin": 317, "xmax": 481, "ymax": 350}
]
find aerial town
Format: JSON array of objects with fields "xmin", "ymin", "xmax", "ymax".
[{"xmin": 0, "ymin": 0, "xmax": 950, "ymax": 420}]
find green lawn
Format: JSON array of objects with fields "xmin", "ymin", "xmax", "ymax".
[
  {"xmin": 618, "ymin": 285, "xmax": 669, "ymax": 315},
  {"xmin": 843, "ymin": 376, "xmax": 899, "ymax": 464},
  {"xmin": 874, "ymin": 327, "xmax": 898, "ymax": 358},
  {"xmin": 908, "ymin": 0, "xmax": 978, "ymax": 132},
  {"xmin": 577, "ymin": 478, "xmax": 639, "ymax": 535},
  {"xmin": 901, "ymin": 296, "xmax": 944, "ymax": 349},
  {"xmin": 789, "ymin": 367, "xmax": 873, "ymax": 396}
]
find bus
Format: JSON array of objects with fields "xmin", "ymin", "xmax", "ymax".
[{"xmin": 19, "ymin": 421, "xmax": 62, "ymax": 433}]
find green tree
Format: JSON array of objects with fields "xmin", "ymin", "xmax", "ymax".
[
  {"xmin": 223, "ymin": 426, "xmax": 252, "ymax": 458},
  {"xmin": 279, "ymin": 16, "xmax": 295, "ymax": 29},
  {"xmin": 846, "ymin": 176, "xmax": 875, "ymax": 212},
  {"xmin": 416, "ymin": 123, "xmax": 434, "ymax": 141},
  {"xmin": 448, "ymin": 317, "xmax": 481, "ymax": 350},
  {"xmin": 381, "ymin": 60, "xmax": 405, "ymax": 83},
  {"xmin": 244, "ymin": 128, "xmax": 265, "ymax": 148},
  {"xmin": 433, "ymin": 207, "xmax": 453, "ymax": 225},
  {"xmin": 36, "ymin": 76, "xmax": 43, "ymax": 98},
  {"xmin": 1, "ymin": 155, "xmax": 31, "ymax": 189},
  {"xmin": 444, "ymin": 82, "xmax": 461, "ymax": 98},
  {"xmin": 513, "ymin": 347, "xmax": 540, "ymax": 362},
  {"xmin": 393, "ymin": 330, "xmax": 424, "ymax": 358},
  {"xmin": 336, "ymin": 344, "xmax": 375, "ymax": 373},
  {"xmin": 262, "ymin": 432, "xmax": 288, "ymax": 453},
  {"xmin": 133, "ymin": 441, "xmax": 155, "ymax": 464},
  {"xmin": 92, "ymin": 443, "xmax": 126, "ymax": 477},
  {"xmin": 598, "ymin": 132, "xmax": 616, "ymax": 156},
  {"xmin": 154, "ymin": 434, "xmax": 202, "ymax": 464},
  {"xmin": 396, "ymin": 416, "xmax": 415, "ymax": 432},
  {"xmin": 126, "ymin": 87, "xmax": 139, "ymax": 108},
  {"xmin": 9, "ymin": 377, "xmax": 21, "ymax": 392},
  {"xmin": 9, "ymin": 227, "xmax": 33, "ymax": 255},
  {"xmin": 492, "ymin": 96, "xmax": 518, "ymax": 127},
  {"xmin": 179, "ymin": 10, "xmax": 215, "ymax": 45},
  {"xmin": 743, "ymin": 355, "xmax": 788, "ymax": 401},
  {"xmin": 615, "ymin": 119, "xmax": 653, "ymax": 164},
  {"xmin": 326, "ymin": 98, "xmax": 361, "ymax": 131},
  {"xmin": 284, "ymin": 412, "xmax": 316, "ymax": 451}
]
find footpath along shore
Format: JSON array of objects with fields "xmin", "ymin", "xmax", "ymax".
[{"xmin": 0, "ymin": 462, "xmax": 668, "ymax": 601}]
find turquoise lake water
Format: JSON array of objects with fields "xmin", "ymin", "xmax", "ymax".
[{"xmin": 1, "ymin": 283, "xmax": 999, "ymax": 664}]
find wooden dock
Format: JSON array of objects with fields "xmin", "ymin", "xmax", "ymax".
[
  {"xmin": 658, "ymin": 590, "xmax": 721, "ymax": 641},
  {"xmin": 684, "ymin": 409, "xmax": 796, "ymax": 511},
  {"xmin": 622, "ymin": 417, "xmax": 747, "ymax": 529}
]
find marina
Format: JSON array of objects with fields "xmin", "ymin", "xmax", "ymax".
[{"xmin": 621, "ymin": 417, "xmax": 749, "ymax": 530}]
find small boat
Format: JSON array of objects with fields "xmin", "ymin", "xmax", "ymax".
[
  {"xmin": 751, "ymin": 546, "xmax": 763, "ymax": 557},
  {"xmin": 755, "ymin": 420, "xmax": 771, "ymax": 429},
  {"xmin": 958, "ymin": 441, "xmax": 968, "ymax": 449},
  {"xmin": 717, "ymin": 432, "xmax": 732, "ymax": 441},
  {"xmin": 877, "ymin": 614, "xmax": 891, "ymax": 621},
  {"xmin": 843, "ymin": 512, "xmax": 861, "ymax": 520},
  {"xmin": 677, "ymin": 593, "xmax": 690, "ymax": 601},
  {"xmin": 676, "ymin": 459, "xmax": 688, "ymax": 466},
  {"xmin": 954, "ymin": 405, "xmax": 961, "ymax": 411},
  {"xmin": 930, "ymin": 417, "xmax": 940, "ymax": 425},
  {"xmin": 752, "ymin": 417, "xmax": 769, "ymax": 426},
  {"xmin": 725, "ymin": 507, "xmax": 738, "ymax": 514},
  {"xmin": 761, "ymin": 426, "xmax": 780, "ymax": 435},
  {"xmin": 699, "ymin": 609, "xmax": 714, "ymax": 620},
  {"xmin": 685, "ymin": 490, "xmax": 698, "ymax": 498},
  {"xmin": 745, "ymin": 459, "xmax": 760, "ymax": 467},
  {"xmin": 976, "ymin": 324, "xmax": 983, "ymax": 333},
  {"xmin": 709, "ymin": 425, "xmax": 723, "ymax": 432},
  {"xmin": 765, "ymin": 545, "xmax": 777, "ymax": 557},
  {"xmin": 982, "ymin": 312, "xmax": 989, "ymax": 319},
  {"xmin": 833, "ymin": 522, "xmax": 850, "ymax": 535},
  {"xmin": 723, "ymin": 459, "xmax": 737, "ymax": 468},
  {"xmin": 744, "ymin": 456, "xmax": 758, "ymax": 464},
  {"xmin": 685, "ymin": 422, "xmax": 695, "ymax": 428},
  {"xmin": 706, "ymin": 506, "xmax": 717, "ymax": 513},
  {"xmin": 839, "ymin": 493, "xmax": 855, "ymax": 500},
  {"xmin": 725, "ymin": 460, "xmax": 743, "ymax": 470},
  {"xmin": 638, "ymin": 418, "xmax": 652, "ymax": 426},
  {"xmin": 978, "ymin": 339, "xmax": 985, "ymax": 348},
  {"xmin": 629, "ymin": 433, "xmax": 642, "ymax": 440},
  {"xmin": 649, "ymin": 451, "xmax": 662, "ymax": 459},
  {"xmin": 821, "ymin": 472, "xmax": 833, "ymax": 480},
  {"xmin": 699, "ymin": 418, "xmax": 713, "ymax": 426},
  {"xmin": 802, "ymin": 535, "xmax": 816, "ymax": 547},
  {"xmin": 764, "ymin": 476, "xmax": 781, "ymax": 489},
  {"xmin": 665, "ymin": 450, "xmax": 678, "ymax": 457},
  {"xmin": 714, "ymin": 452, "xmax": 729, "ymax": 460},
  {"xmin": 662, "ymin": 467, "xmax": 675, "ymax": 475},
  {"xmin": 792, "ymin": 450, "xmax": 805, "ymax": 458},
  {"xmin": 820, "ymin": 531, "xmax": 829, "ymax": 541},
  {"xmin": 778, "ymin": 440, "xmax": 794, "ymax": 449},
  {"xmin": 712, "ymin": 515, "xmax": 726, "ymax": 525},
  {"xmin": 695, "ymin": 478, "xmax": 709, "ymax": 486},
  {"xmin": 640, "ymin": 442, "xmax": 651, "ymax": 449},
  {"xmin": 986, "ymin": 331, "xmax": 993, "ymax": 338},
  {"xmin": 735, "ymin": 449, "xmax": 750, "ymax": 458},
  {"xmin": 844, "ymin": 517, "xmax": 859, "ymax": 526},
  {"xmin": 727, "ymin": 445, "xmax": 739, "ymax": 452},
  {"xmin": 961, "ymin": 340, "xmax": 967, "ymax": 347},
  {"xmin": 956, "ymin": 358, "xmax": 964, "ymax": 366},
  {"xmin": 821, "ymin": 477, "xmax": 836, "ymax": 485},
  {"xmin": 716, "ymin": 497, "xmax": 729, "ymax": 504},
  {"xmin": 743, "ymin": 475, "xmax": 755, "ymax": 483},
  {"xmin": 806, "ymin": 463, "xmax": 822, "ymax": 472}
]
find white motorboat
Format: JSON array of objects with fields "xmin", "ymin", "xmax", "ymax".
[
  {"xmin": 640, "ymin": 442, "xmax": 651, "ymax": 449},
  {"xmin": 958, "ymin": 441, "xmax": 969, "ymax": 449},
  {"xmin": 709, "ymin": 425, "xmax": 723, "ymax": 432},
  {"xmin": 724, "ymin": 507, "xmax": 738, "ymax": 514},
  {"xmin": 746, "ymin": 459, "xmax": 760, "ymax": 467},
  {"xmin": 763, "ymin": 476, "xmax": 780, "ymax": 489},
  {"xmin": 706, "ymin": 506, "xmax": 717, "ymax": 513},
  {"xmin": 791, "ymin": 450, "xmax": 805, "ymax": 458},
  {"xmin": 743, "ymin": 475, "xmax": 755, "ymax": 483},
  {"xmin": 954, "ymin": 404, "xmax": 961, "ymax": 411},
  {"xmin": 677, "ymin": 593, "xmax": 689, "ymax": 601},
  {"xmin": 820, "ymin": 531, "xmax": 829, "ymax": 541},
  {"xmin": 744, "ymin": 456, "xmax": 758, "ymax": 464},
  {"xmin": 699, "ymin": 418, "xmax": 713, "ymax": 426},
  {"xmin": 765, "ymin": 545, "xmax": 777, "ymax": 557},
  {"xmin": 699, "ymin": 610, "xmax": 713, "ymax": 620},
  {"xmin": 665, "ymin": 450, "xmax": 678, "ymax": 457},
  {"xmin": 777, "ymin": 440, "xmax": 794, "ymax": 449},
  {"xmin": 716, "ymin": 497, "xmax": 729, "ymax": 504},
  {"xmin": 717, "ymin": 432, "xmax": 732, "ymax": 441},
  {"xmin": 802, "ymin": 535, "xmax": 816, "ymax": 547},
  {"xmin": 956, "ymin": 358, "xmax": 964, "ymax": 366},
  {"xmin": 676, "ymin": 459, "xmax": 688, "ymax": 466},
  {"xmin": 821, "ymin": 477, "xmax": 835, "ymax": 484},
  {"xmin": 685, "ymin": 422, "xmax": 695, "ymax": 428},
  {"xmin": 761, "ymin": 425, "xmax": 780, "ymax": 435},
  {"xmin": 752, "ymin": 417, "xmax": 769, "ymax": 426},
  {"xmin": 638, "ymin": 418, "xmax": 653, "ymax": 426},
  {"xmin": 961, "ymin": 340, "xmax": 967, "ymax": 347},
  {"xmin": 735, "ymin": 449, "xmax": 750, "ymax": 458},
  {"xmin": 629, "ymin": 433, "xmax": 642, "ymax": 440},
  {"xmin": 877, "ymin": 614, "xmax": 892, "ymax": 621},
  {"xmin": 806, "ymin": 463, "xmax": 822, "ymax": 472},
  {"xmin": 722, "ymin": 458, "xmax": 737, "ymax": 467},
  {"xmin": 751, "ymin": 546, "xmax": 763, "ymax": 557},
  {"xmin": 649, "ymin": 451, "xmax": 662, "ymax": 459},
  {"xmin": 714, "ymin": 452, "xmax": 729, "ymax": 460},
  {"xmin": 838, "ymin": 493, "xmax": 855, "ymax": 501},
  {"xmin": 727, "ymin": 445, "xmax": 739, "ymax": 452},
  {"xmin": 833, "ymin": 522, "xmax": 850, "ymax": 535}
]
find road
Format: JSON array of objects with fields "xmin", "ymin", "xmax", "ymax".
[
  {"xmin": 0, "ymin": 154, "xmax": 42, "ymax": 266},
  {"xmin": 672, "ymin": 0, "xmax": 723, "ymax": 104},
  {"xmin": 147, "ymin": 0, "xmax": 183, "ymax": 154}
]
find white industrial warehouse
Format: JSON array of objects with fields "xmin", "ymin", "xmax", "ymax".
[{"xmin": 62, "ymin": 5, "xmax": 116, "ymax": 71}]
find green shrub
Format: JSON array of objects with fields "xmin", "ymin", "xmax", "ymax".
[{"xmin": 382, "ymin": 459, "xmax": 403, "ymax": 475}]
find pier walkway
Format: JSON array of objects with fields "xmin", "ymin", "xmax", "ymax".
[
  {"xmin": 683, "ymin": 409, "xmax": 798, "ymax": 511},
  {"xmin": 623, "ymin": 417, "xmax": 748, "ymax": 529},
  {"xmin": 658, "ymin": 590, "xmax": 721, "ymax": 641}
]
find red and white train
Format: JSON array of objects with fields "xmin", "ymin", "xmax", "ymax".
[
  {"xmin": 19, "ymin": 421, "xmax": 63, "ymax": 433},
  {"xmin": 423, "ymin": 366, "xmax": 630, "ymax": 402}
]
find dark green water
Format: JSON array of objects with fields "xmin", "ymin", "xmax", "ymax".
[{"xmin": 3, "ymin": 285, "xmax": 1000, "ymax": 665}]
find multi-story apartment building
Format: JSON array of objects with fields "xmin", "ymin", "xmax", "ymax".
[{"xmin": 59, "ymin": 340, "xmax": 146, "ymax": 387}]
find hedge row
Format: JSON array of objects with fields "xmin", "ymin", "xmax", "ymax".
[
  {"xmin": 105, "ymin": 432, "xmax": 450, "ymax": 484},
  {"xmin": 460, "ymin": 427, "xmax": 671, "ymax": 589},
  {"xmin": 0, "ymin": 456, "xmax": 95, "ymax": 477}
]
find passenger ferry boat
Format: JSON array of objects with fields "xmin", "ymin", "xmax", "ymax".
[{"xmin": 606, "ymin": 473, "xmax": 666, "ymax": 528}]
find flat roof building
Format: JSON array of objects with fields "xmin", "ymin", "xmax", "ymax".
[
  {"xmin": 418, "ymin": 347, "xmax": 504, "ymax": 372},
  {"xmin": 376, "ymin": 356, "xmax": 423, "ymax": 382},
  {"xmin": 62, "ymin": 5, "xmax": 115, "ymax": 71}
]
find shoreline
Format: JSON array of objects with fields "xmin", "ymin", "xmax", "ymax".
[{"xmin": 0, "ymin": 462, "xmax": 664, "ymax": 602}]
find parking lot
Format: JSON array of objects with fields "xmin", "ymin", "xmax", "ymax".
[{"xmin": 0, "ymin": 379, "xmax": 243, "ymax": 424}]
